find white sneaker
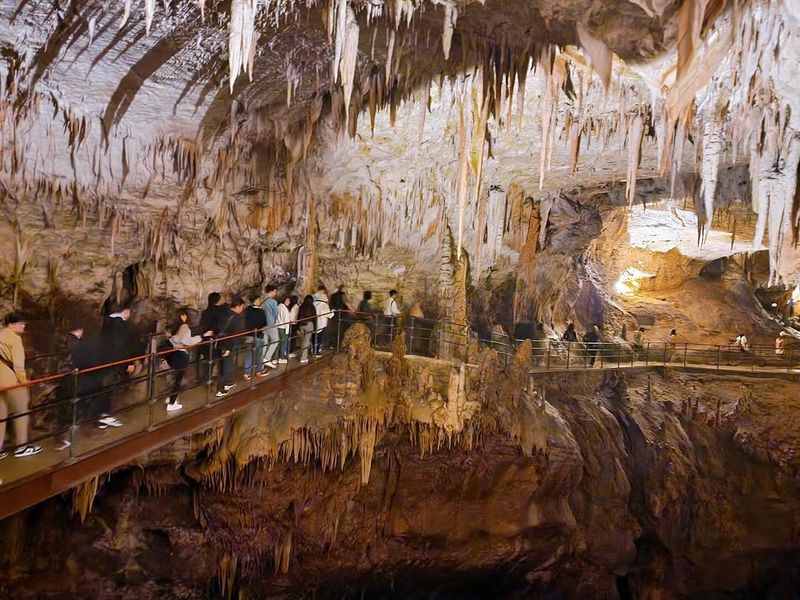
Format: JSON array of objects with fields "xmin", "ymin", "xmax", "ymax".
[
  {"xmin": 167, "ymin": 403, "xmax": 183, "ymax": 412},
  {"xmin": 277, "ymin": 359, "xmax": 288, "ymax": 364},
  {"xmin": 216, "ymin": 389, "xmax": 230, "ymax": 398},
  {"xmin": 98, "ymin": 416, "xmax": 123, "ymax": 428},
  {"xmin": 14, "ymin": 445, "xmax": 43, "ymax": 458},
  {"xmin": 0, "ymin": 452, "xmax": 7, "ymax": 460},
  {"xmin": 55, "ymin": 440, "xmax": 71, "ymax": 452},
  {"xmin": 243, "ymin": 373, "xmax": 252, "ymax": 380},
  {"xmin": 289, "ymin": 353, "xmax": 297, "ymax": 358},
  {"xmin": 264, "ymin": 361, "xmax": 277, "ymax": 369},
  {"xmin": 224, "ymin": 383, "xmax": 237, "ymax": 391},
  {"xmin": 299, "ymin": 359, "xmax": 309, "ymax": 364}
]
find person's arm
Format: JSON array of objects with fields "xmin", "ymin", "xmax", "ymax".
[{"xmin": 11, "ymin": 335, "xmax": 27, "ymax": 383}]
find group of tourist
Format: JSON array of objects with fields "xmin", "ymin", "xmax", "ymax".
[{"xmin": 0, "ymin": 285, "xmax": 408, "ymax": 461}]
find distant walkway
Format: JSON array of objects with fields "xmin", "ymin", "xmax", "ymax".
[{"xmin": 0, "ymin": 313, "xmax": 797, "ymax": 520}]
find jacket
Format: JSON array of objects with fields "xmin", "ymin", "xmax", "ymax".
[
  {"xmin": 313, "ymin": 294, "xmax": 332, "ymax": 331},
  {"xmin": 277, "ymin": 303, "xmax": 293, "ymax": 334},
  {"xmin": 0, "ymin": 327, "xmax": 26, "ymax": 386},
  {"xmin": 217, "ymin": 310, "xmax": 245, "ymax": 353},
  {"xmin": 170, "ymin": 324, "xmax": 203, "ymax": 350},
  {"xmin": 245, "ymin": 306, "xmax": 267, "ymax": 337},
  {"xmin": 384, "ymin": 297, "xmax": 401, "ymax": 317},
  {"xmin": 262, "ymin": 297, "xmax": 279, "ymax": 326}
]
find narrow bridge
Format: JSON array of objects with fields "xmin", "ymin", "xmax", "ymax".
[{"xmin": 1, "ymin": 312, "xmax": 797, "ymax": 521}]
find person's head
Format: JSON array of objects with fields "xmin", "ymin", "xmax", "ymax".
[
  {"xmin": 179, "ymin": 308, "xmax": 191, "ymax": 323},
  {"xmin": 593, "ymin": 325, "xmax": 600, "ymax": 333},
  {"xmin": 638, "ymin": 327, "xmax": 644, "ymax": 332},
  {"xmin": 119, "ymin": 308, "xmax": 131, "ymax": 321},
  {"xmin": 230, "ymin": 296, "xmax": 246, "ymax": 313},
  {"xmin": 389, "ymin": 289, "xmax": 398, "ymax": 298},
  {"xmin": 302, "ymin": 295, "xmax": 315, "ymax": 307},
  {"xmin": 290, "ymin": 294, "xmax": 298, "ymax": 307},
  {"xmin": 265, "ymin": 284, "xmax": 277, "ymax": 298},
  {"xmin": 670, "ymin": 329, "xmax": 677, "ymax": 336},
  {"xmin": 249, "ymin": 292, "xmax": 262, "ymax": 306},
  {"xmin": 337, "ymin": 284, "xmax": 346, "ymax": 293},
  {"xmin": 363, "ymin": 290, "xmax": 373, "ymax": 301},
  {"xmin": 4, "ymin": 314, "xmax": 26, "ymax": 333},
  {"xmin": 317, "ymin": 285, "xmax": 328, "ymax": 294},
  {"xmin": 70, "ymin": 327, "xmax": 84, "ymax": 338},
  {"xmin": 207, "ymin": 292, "xmax": 221, "ymax": 307}
]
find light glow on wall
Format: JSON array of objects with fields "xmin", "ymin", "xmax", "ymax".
[{"xmin": 614, "ymin": 267, "xmax": 654, "ymax": 295}]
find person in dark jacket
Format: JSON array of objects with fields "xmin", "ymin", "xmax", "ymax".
[
  {"xmin": 583, "ymin": 325, "xmax": 601, "ymax": 367},
  {"xmin": 562, "ymin": 321, "xmax": 578, "ymax": 343},
  {"xmin": 215, "ymin": 296, "xmax": 246, "ymax": 397},
  {"xmin": 328, "ymin": 285, "xmax": 350, "ymax": 348},
  {"xmin": 297, "ymin": 295, "xmax": 318, "ymax": 364},
  {"xmin": 243, "ymin": 293, "xmax": 267, "ymax": 379},
  {"xmin": 199, "ymin": 292, "xmax": 225, "ymax": 379}
]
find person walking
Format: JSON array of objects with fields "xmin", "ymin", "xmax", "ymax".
[
  {"xmin": 163, "ymin": 309, "xmax": 204, "ymax": 411},
  {"xmin": 583, "ymin": 325, "xmax": 601, "ymax": 367},
  {"xmin": 96, "ymin": 307, "xmax": 139, "ymax": 429},
  {"xmin": 199, "ymin": 292, "xmax": 226, "ymax": 380},
  {"xmin": 666, "ymin": 329, "xmax": 679, "ymax": 362},
  {"xmin": 775, "ymin": 331, "xmax": 787, "ymax": 357},
  {"xmin": 277, "ymin": 295, "xmax": 295, "ymax": 363},
  {"xmin": 215, "ymin": 296, "xmax": 246, "ymax": 398},
  {"xmin": 261, "ymin": 285, "xmax": 280, "ymax": 369},
  {"xmin": 382, "ymin": 289, "xmax": 401, "ymax": 346},
  {"xmin": 632, "ymin": 327, "xmax": 645, "ymax": 360},
  {"xmin": 0, "ymin": 314, "xmax": 41, "ymax": 459},
  {"xmin": 313, "ymin": 287, "xmax": 332, "ymax": 355},
  {"xmin": 329, "ymin": 285, "xmax": 350, "ymax": 348},
  {"xmin": 734, "ymin": 332, "xmax": 750, "ymax": 353},
  {"xmin": 562, "ymin": 321, "xmax": 578, "ymax": 343},
  {"xmin": 243, "ymin": 293, "xmax": 267, "ymax": 379},
  {"xmin": 297, "ymin": 296, "xmax": 317, "ymax": 364}
]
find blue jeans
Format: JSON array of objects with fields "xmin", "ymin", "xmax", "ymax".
[
  {"xmin": 243, "ymin": 336, "xmax": 265, "ymax": 373},
  {"xmin": 279, "ymin": 330, "xmax": 289, "ymax": 358}
]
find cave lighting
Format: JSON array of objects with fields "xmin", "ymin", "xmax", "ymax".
[{"xmin": 614, "ymin": 267, "xmax": 654, "ymax": 295}]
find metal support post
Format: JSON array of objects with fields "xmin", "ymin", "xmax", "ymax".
[{"xmin": 69, "ymin": 368, "xmax": 80, "ymax": 460}]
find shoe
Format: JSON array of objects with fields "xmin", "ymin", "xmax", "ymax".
[
  {"xmin": 277, "ymin": 359, "xmax": 288, "ymax": 364},
  {"xmin": 265, "ymin": 361, "xmax": 277, "ymax": 369},
  {"xmin": 243, "ymin": 373, "xmax": 252, "ymax": 380},
  {"xmin": 256, "ymin": 370, "xmax": 269, "ymax": 378},
  {"xmin": 98, "ymin": 416, "xmax": 123, "ymax": 428},
  {"xmin": 167, "ymin": 403, "xmax": 183, "ymax": 412},
  {"xmin": 299, "ymin": 359, "xmax": 309, "ymax": 364},
  {"xmin": 0, "ymin": 452, "xmax": 8, "ymax": 460},
  {"xmin": 289, "ymin": 353, "xmax": 297, "ymax": 358},
  {"xmin": 14, "ymin": 445, "xmax": 43, "ymax": 458},
  {"xmin": 55, "ymin": 440, "xmax": 71, "ymax": 452},
  {"xmin": 224, "ymin": 383, "xmax": 236, "ymax": 391},
  {"xmin": 216, "ymin": 389, "xmax": 230, "ymax": 398}
]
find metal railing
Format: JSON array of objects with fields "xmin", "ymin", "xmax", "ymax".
[{"xmin": 0, "ymin": 310, "xmax": 797, "ymax": 485}]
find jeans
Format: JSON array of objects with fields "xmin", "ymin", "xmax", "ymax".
[
  {"xmin": 279, "ymin": 330, "xmax": 289, "ymax": 359},
  {"xmin": 217, "ymin": 350, "xmax": 234, "ymax": 392},
  {"xmin": 300, "ymin": 323, "xmax": 314, "ymax": 362},
  {"xmin": 166, "ymin": 350, "xmax": 190, "ymax": 404},
  {"xmin": 313, "ymin": 327, "xmax": 326, "ymax": 355},
  {"xmin": 243, "ymin": 336, "xmax": 265, "ymax": 373},
  {"xmin": 263, "ymin": 327, "xmax": 280, "ymax": 363}
]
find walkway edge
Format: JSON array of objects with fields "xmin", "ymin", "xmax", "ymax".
[{"xmin": 0, "ymin": 357, "xmax": 332, "ymax": 522}]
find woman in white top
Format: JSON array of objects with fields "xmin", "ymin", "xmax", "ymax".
[
  {"xmin": 277, "ymin": 295, "xmax": 297, "ymax": 363},
  {"xmin": 164, "ymin": 309, "xmax": 202, "ymax": 411}
]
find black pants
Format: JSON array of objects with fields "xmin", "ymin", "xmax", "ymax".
[
  {"xmin": 76, "ymin": 370, "xmax": 111, "ymax": 423},
  {"xmin": 166, "ymin": 351, "xmax": 190, "ymax": 404},
  {"xmin": 217, "ymin": 352, "xmax": 234, "ymax": 392}
]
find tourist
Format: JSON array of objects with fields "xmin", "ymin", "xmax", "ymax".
[
  {"xmin": 734, "ymin": 332, "xmax": 750, "ymax": 353},
  {"xmin": 215, "ymin": 296, "xmax": 246, "ymax": 397},
  {"xmin": 65, "ymin": 328, "xmax": 84, "ymax": 360},
  {"xmin": 164, "ymin": 309, "xmax": 203, "ymax": 411},
  {"xmin": 313, "ymin": 286, "xmax": 332, "ymax": 355},
  {"xmin": 297, "ymin": 295, "xmax": 317, "ymax": 364},
  {"xmin": 562, "ymin": 321, "xmax": 578, "ymax": 343},
  {"xmin": 328, "ymin": 285, "xmax": 350, "ymax": 348},
  {"xmin": 632, "ymin": 327, "xmax": 645, "ymax": 359},
  {"xmin": 277, "ymin": 295, "xmax": 294, "ymax": 363},
  {"xmin": 243, "ymin": 293, "xmax": 267, "ymax": 379},
  {"xmin": 358, "ymin": 291, "xmax": 376, "ymax": 315},
  {"xmin": 583, "ymin": 325, "xmax": 600, "ymax": 367},
  {"xmin": 330, "ymin": 285, "xmax": 350, "ymax": 313},
  {"xmin": 97, "ymin": 307, "xmax": 139, "ymax": 429},
  {"xmin": 261, "ymin": 285, "xmax": 280, "ymax": 369},
  {"xmin": 0, "ymin": 314, "xmax": 42, "ymax": 459},
  {"xmin": 775, "ymin": 331, "xmax": 787, "ymax": 356},
  {"xmin": 199, "ymin": 292, "xmax": 225, "ymax": 379},
  {"xmin": 666, "ymin": 328, "xmax": 679, "ymax": 362},
  {"xmin": 288, "ymin": 294, "xmax": 300, "ymax": 357},
  {"xmin": 381, "ymin": 289, "xmax": 402, "ymax": 345}
]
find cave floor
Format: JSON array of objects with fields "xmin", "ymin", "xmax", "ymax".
[{"xmin": 0, "ymin": 352, "xmax": 797, "ymax": 495}]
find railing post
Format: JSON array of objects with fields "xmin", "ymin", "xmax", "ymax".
[
  {"xmin": 645, "ymin": 342, "xmax": 649, "ymax": 367},
  {"xmin": 546, "ymin": 340, "xmax": 551, "ymax": 370},
  {"xmin": 617, "ymin": 343, "xmax": 621, "ymax": 369},
  {"xmin": 373, "ymin": 314, "xmax": 378, "ymax": 347},
  {"xmin": 566, "ymin": 342, "xmax": 571, "ymax": 369},
  {"xmin": 146, "ymin": 345, "xmax": 157, "ymax": 430},
  {"xmin": 683, "ymin": 343, "xmax": 688, "ymax": 367},
  {"xmin": 336, "ymin": 312, "xmax": 343, "ymax": 352},
  {"xmin": 69, "ymin": 368, "xmax": 80, "ymax": 460},
  {"xmin": 408, "ymin": 320, "xmax": 415, "ymax": 356},
  {"xmin": 788, "ymin": 346, "xmax": 793, "ymax": 373},
  {"xmin": 207, "ymin": 340, "xmax": 215, "ymax": 404},
  {"xmin": 663, "ymin": 342, "xmax": 668, "ymax": 366},
  {"xmin": 250, "ymin": 328, "xmax": 258, "ymax": 389},
  {"xmin": 716, "ymin": 345, "xmax": 721, "ymax": 370},
  {"xmin": 600, "ymin": 342, "xmax": 604, "ymax": 368}
]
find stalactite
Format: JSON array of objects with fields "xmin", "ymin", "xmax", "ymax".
[
  {"xmin": 442, "ymin": 3, "xmax": 457, "ymax": 61},
  {"xmin": 625, "ymin": 113, "xmax": 644, "ymax": 206}
]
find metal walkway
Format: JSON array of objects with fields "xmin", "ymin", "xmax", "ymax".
[{"xmin": 0, "ymin": 312, "xmax": 797, "ymax": 521}]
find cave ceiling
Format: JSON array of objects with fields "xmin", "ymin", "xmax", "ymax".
[{"xmin": 0, "ymin": 0, "xmax": 798, "ymax": 288}]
